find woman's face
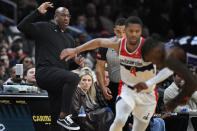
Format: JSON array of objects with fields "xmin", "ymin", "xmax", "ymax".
[{"xmin": 80, "ymin": 74, "xmax": 93, "ymax": 93}]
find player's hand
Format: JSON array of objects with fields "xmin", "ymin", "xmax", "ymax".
[
  {"xmin": 38, "ymin": 2, "xmax": 54, "ymax": 14},
  {"xmin": 133, "ymin": 82, "xmax": 148, "ymax": 92},
  {"xmin": 102, "ymin": 87, "xmax": 112, "ymax": 100},
  {"xmin": 74, "ymin": 55, "xmax": 85, "ymax": 67},
  {"xmin": 60, "ymin": 48, "xmax": 77, "ymax": 61}
]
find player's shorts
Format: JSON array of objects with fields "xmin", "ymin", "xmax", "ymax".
[{"xmin": 119, "ymin": 83, "xmax": 157, "ymax": 123}]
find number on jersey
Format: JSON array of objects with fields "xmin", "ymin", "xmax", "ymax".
[{"xmin": 130, "ymin": 66, "xmax": 136, "ymax": 76}]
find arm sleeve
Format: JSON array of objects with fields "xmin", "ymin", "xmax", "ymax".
[
  {"xmin": 17, "ymin": 9, "xmax": 43, "ymax": 39},
  {"xmin": 97, "ymin": 47, "xmax": 108, "ymax": 61},
  {"xmin": 145, "ymin": 67, "xmax": 174, "ymax": 88}
]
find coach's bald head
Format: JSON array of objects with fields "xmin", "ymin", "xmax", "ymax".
[{"xmin": 54, "ymin": 7, "xmax": 71, "ymax": 31}]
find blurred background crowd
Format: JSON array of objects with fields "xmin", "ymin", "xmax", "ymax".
[{"xmin": 0, "ymin": 0, "xmax": 197, "ymax": 131}]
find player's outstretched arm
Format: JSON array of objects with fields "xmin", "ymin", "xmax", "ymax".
[
  {"xmin": 60, "ymin": 38, "xmax": 119, "ymax": 61},
  {"xmin": 133, "ymin": 67, "xmax": 173, "ymax": 92},
  {"xmin": 164, "ymin": 56, "xmax": 197, "ymax": 111},
  {"xmin": 145, "ymin": 68, "xmax": 173, "ymax": 87},
  {"xmin": 95, "ymin": 60, "xmax": 112, "ymax": 100}
]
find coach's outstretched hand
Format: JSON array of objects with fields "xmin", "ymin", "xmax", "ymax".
[
  {"xmin": 38, "ymin": 2, "xmax": 53, "ymax": 14},
  {"xmin": 60, "ymin": 48, "xmax": 78, "ymax": 61}
]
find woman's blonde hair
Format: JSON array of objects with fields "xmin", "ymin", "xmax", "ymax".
[{"xmin": 79, "ymin": 68, "xmax": 96, "ymax": 104}]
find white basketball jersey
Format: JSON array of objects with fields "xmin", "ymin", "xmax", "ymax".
[{"xmin": 119, "ymin": 37, "xmax": 156, "ymax": 92}]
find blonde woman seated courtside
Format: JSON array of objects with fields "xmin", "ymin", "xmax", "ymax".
[{"xmin": 71, "ymin": 68, "xmax": 114, "ymax": 131}]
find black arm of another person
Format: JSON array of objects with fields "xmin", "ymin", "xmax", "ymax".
[
  {"xmin": 69, "ymin": 58, "xmax": 80, "ymax": 70},
  {"xmin": 164, "ymin": 57, "xmax": 197, "ymax": 111}
]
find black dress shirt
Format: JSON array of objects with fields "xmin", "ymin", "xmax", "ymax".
[{"xmin": 17, "ymin": 9, "xmax": 76, "ymax": 70}]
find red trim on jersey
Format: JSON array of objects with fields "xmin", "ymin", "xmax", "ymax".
[
  {"xmin": 120, "ymin": 38, "xmax": 126, "ymax": 54},
  {"xmin": 118, "ymin": 80, "xmax": 124, "ymax": 96},
  {"xmin": 154, "ymin": 85, "xmax": 158, "ymax": 113},
  {"xmin": 154, "ymin": 85, "xmax": 158, "ymax": 102},
  {"xmin": 119, "ymin": 37, "xmax": 145, "ymax": 58}
]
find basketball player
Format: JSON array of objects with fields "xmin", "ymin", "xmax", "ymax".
[
  {"xmin": 136, "ymin": 36, "xmax": 197, "ymax": 111},
  {"xmin": 60, "ymin": 16, "xmax": 159, "ymax": 131}
]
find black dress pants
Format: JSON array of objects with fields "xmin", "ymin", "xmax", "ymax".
[{"xmin": 36, "ymin": 67, "xmax": 79, "ymax": 131}]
